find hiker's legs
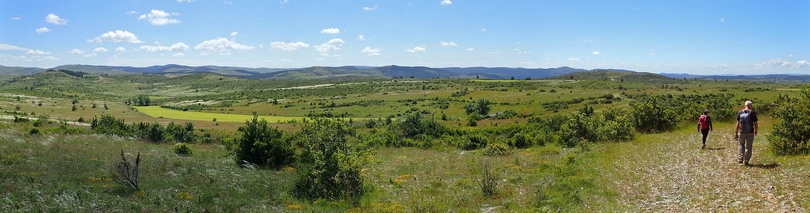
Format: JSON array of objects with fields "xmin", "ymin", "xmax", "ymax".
[
  {"xmin": 743, "ymin": 133, "xmax": 754, "ymax": 163},
  {"xmin": 738, "ymin": 134, "xmax": 746, "ymax": 163},
  {"xmin": 701, "ymin": 129, "xmax": 709, "ymax": 144}
]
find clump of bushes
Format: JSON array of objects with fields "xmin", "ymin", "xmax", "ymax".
[{"xmin": 173, "ymin": 143, "xmax": 193, "ymax": 156}]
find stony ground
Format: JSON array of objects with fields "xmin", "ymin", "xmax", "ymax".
[{"xmin": 603, "ymin": 127, "xmax": 810, "ymax": 212}]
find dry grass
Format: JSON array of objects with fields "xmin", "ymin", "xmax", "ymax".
[{"xmin": 595, "ymin": 120, "xmax": 810, "ymax": 212}]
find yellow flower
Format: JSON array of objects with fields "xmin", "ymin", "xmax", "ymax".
[
  {"xmin": 286, "ymin": 203, "xmax": 302, "ymax": 210},
  {"xmin": 175, "ymin": 192, "xmax": 194, "ymax": 200}
]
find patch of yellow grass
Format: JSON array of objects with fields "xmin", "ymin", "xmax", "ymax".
[{"xmin": 135, "ymin": 106, "xmax": 305, "ymax": 123}]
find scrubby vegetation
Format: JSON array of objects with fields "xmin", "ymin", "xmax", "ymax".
[{"xmin": 0, "ymin": 70, "xmax": 807, "ymax": 211}]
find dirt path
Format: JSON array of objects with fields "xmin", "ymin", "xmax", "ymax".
[{"xmin": 604, "ymin": 126, "xmax": 809, "ymax": 212}]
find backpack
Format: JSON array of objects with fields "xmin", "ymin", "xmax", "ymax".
[
  {"xmin": 739, "ymin": 110, "xmax": 753, "ymax": 133},
  {"xmin": 699, "ymin": 115, "xmax": 709, "ymax": 130}
]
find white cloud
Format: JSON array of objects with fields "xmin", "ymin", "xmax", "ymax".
[
  {"xmin": 0, "ymin": 43, "xmax": 28, "ymax": 51},
  {"xmin": 194, "ymin": 38, "xmax": 254, "ymax": 51},
  {"xmin": 68, "ymin": 49, "xmax": 84, "ymax": 54},
  {"xmin": 224, "ymin": 2, "xmax": 233, "ymax": 4},
  {"xmin": 93, "ymin": 47, "xmax": 108, "ymax": 53},
  {"xmin": 126, "ymin": 11, "xmax": 138, "ymax": 15},
  {"xmin": 582, "ymin": 39, "xmax": 594, "ymax": 42},
  {"xmin": 12, "ymin": 16, "xmax": 21, "ymax": 20},
  {"xmin": 139, "ymin": 42, "xmax": 190, "ymax": 51},
  {"xmin": 567, "ymin": 58, "xmax": 581, "ymax": 62},
  {"xmin": 787, "ymin": 54, "xmax": 794, "ymax": 58},
  {"xmin": 36, "ymin": 27, "xmax": 50, "ymax": 33},
  {"xmin": 26, "ymin": 50, "xmax": 51, "ymax": 55},
  {"xmin": 754, "ymin": 58, "xmax": 791, "ymax": 68},
  {"xmin": 361, "ymin": 46, "xmax": 380, "ymax": 56},
  {"xmin": 313, "ymin": 38, "xmax": 345, "ymax": 53},
  {"xmin": 796, "ymin": 60, "xmax": 809, "ymax": 68},
  {"xmin": 173, "ymin": 53, "xmax": 184, "ymax": 57},
  {"xmin": 514, "ymin": 49, "xmax": 530, "ymax": 54},
  {"xmin": 83, "ymin": 53, "xmax": 97, "ymax": 57},
  {"xmin": 405, "ymin": 46, "xmax": 426, "ymax": 53},
  {"xmin": 592, "ymin": 51, "xmax": 600, "ymax": 55},
  {"xmin": 270, "ymin": 41, "xmax": 310, "ymax": 51},
  {"xmin": 320, "ymin": 53, "xmax": 340, "ymax": 58},
  {"xmin": 230, "ymin": 31, "xmax": 238, "ymax": 37},
  {"xmin": 327, "ymin": 38, "xmax": 345, "ymax": 44},
  {"xmin": 45, "ymin": 13, "xmax": 67, "ymax": 25},
  {"xmin": 280, "ymin": 0, "xmax": 288, "ymax": 4},
  {"xmin": 138, "ymin": 10, "xmax": 181, "ymax": 25},
  {"xmin": 440, "ymin": 0, "xmax": 452, "ymax": 5},
  {"xmin": 720, "ymin": 18, "xmax": 725, "ymax": 22},
  {"xmin": 650, "ymin": 53, "xmax": 657, "ymax": 56},
  {"xmin": 177, "ymin": 0, "xmax": 195, "ymax": 2},
  {"xmin": 321, "ymin": 28, "xmax": 341, "ymax": 34},
  {"xmin": 708, "ymin": 64, "xmax": 728, "ymax": 69},
  {"xmin": 466, "ymin": 48, "xmax": 475, "ymax": 51},
  {"xmin": 358, "ymin": 35, "xmax": 365, "ymax": 41},
  {"xmin": 219, "ymin": 52, "xmax": 231, "ymax": 56},
  {"xmin": 88, "ymin": 30, "xmax": 143, "ymax": 43},
  {"xmin": 480, "ymin": 28, "xmax": 487, "ymax": 32},
  {"xmin": 363, "ymin": 5, "xmax": 378, "ymax": 11},
  {"xmin": 440, "ymin": 41, "xmax": 457, "ymax": 47},
  {"xmin": 115, "ymin": 47, "xmax": 127, "ymax": 52}
]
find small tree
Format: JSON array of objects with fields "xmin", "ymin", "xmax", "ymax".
[
  {"xmin": 464, "ymin": 98, "xmax": 491, "ymax": 115},
  {"xmin": 293, "ymin": 118, "xmax": 369, "ymax": 201},
  {"xmin": 236, "ymin": 113, "xmax": 295, "ymax": 169},
  {"xmin": 768, "ymin": 84, "xmax": 810, "ymax": 155}
]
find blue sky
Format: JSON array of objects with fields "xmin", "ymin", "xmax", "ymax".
[{"xmin": 1, "ymin": 0, "xmax": 808, "ymax": 75}]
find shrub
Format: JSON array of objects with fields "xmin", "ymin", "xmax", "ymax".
[
  {"xmin": 293, "ymin": 118, "xmax": 369, "ymax": 201},
  {"xmin": 111, "ymin": 150, "xmax": 141, "ymax": 189},
  {"xmin": 459, "ymin": 132, "xmax": 488, "ymax": 150},
  {"xmin": 236, "ymin": 113, "xmax": 295, "ymax": 169},
  {"xmin": 392, "ymin": 112, "xmax": 448, "ymax": 139},
  {"xmin": 629, "ymin": 95, "xmax": 678, "ymax": 133},
  {"xmin": 173, "ymin": 143, "xmax": 193, "ymax": 156},
  {"xmin": 768, "ymin": 84, "xmax": 810, "ymax": 155},
  {"xmin": 32, "ymin": 119, "xmax": 44, "ymax": 127},
  {"xmin": 483, "ymin": 142, "xmax": 512, "ymax": 156},
  {"xmin": 29, "ymin": 128, "xmax": 40, "ymax": 135},
  {"xmin": 509, "ymin": 132, "xmax": 532, "ymax": 148},
  {"xmin": 464, "ymin": 98, "xmax": 492, "ymax": 115}
]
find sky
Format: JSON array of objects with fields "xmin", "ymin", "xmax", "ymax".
[{"xmin": 1, "ymin": 0, "xmax": 808, "ymax": 75}]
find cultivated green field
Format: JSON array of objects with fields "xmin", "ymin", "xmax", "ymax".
[{"xmin": 1, "ymin": 70, "xmax": 808, "ymax": 212}]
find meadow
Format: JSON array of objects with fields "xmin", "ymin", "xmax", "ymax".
[{"xmin": 1, "ymin": 70, "xmax": 808, "ymax": 212}]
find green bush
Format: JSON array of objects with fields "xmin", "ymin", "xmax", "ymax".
[
  {"xmin": 235, "ymin": 113, "xmax": 295, "ymax": 169},
  {"xmin": 629, "ymin": 95, "xmax": 678, "ymax": 133},
  {"xmin": 509, "ymin": 132, "xmax": 532, "ymax": 148},
  {"xmin": 173, "ymin": 143, "xmax": 193, "ymax": 156},
  {"xmin": 293, "ymin": 118, "xmax": 369, "ymax": 201},
  {"xmin": 483, "ymin": 142, "xmax": 512, "ymax": 156},
  {"xmin": 29, "ymin": 128, "xmax": 40, "ymax": 135},
  {"xmin": 768, "ymin": 84, "xmax": 810, "ymax": 155},
  {"xmin": 458, "ymin": 132, "xmax": 488, "ymax": 150}
]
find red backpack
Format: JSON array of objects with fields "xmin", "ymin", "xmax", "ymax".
[{"xmin": 699, "ymin": 115, "xmax": 709, "ymax": 130}]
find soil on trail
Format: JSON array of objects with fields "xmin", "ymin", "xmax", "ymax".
[{"xmin": 604, "ymin": 128, "xmax": 810, "ymax": 212}]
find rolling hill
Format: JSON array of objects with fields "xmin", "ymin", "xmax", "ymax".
[{"xmin": 2, "ymin": 64, "xmax": 810, "ymax": 81}]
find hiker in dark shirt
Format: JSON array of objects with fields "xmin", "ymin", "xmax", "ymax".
[
  {"xmin": 697, "ymin": 109, "xmax": 713, "ymax": 149},
  {"xmin": 735, "ymin": 100, "xmax": 759, "ymax": 166}
]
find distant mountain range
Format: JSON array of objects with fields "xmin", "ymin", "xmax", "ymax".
[{"xmin": 2, "ymin": 64, "xmax": 809, "ymax": 82}]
